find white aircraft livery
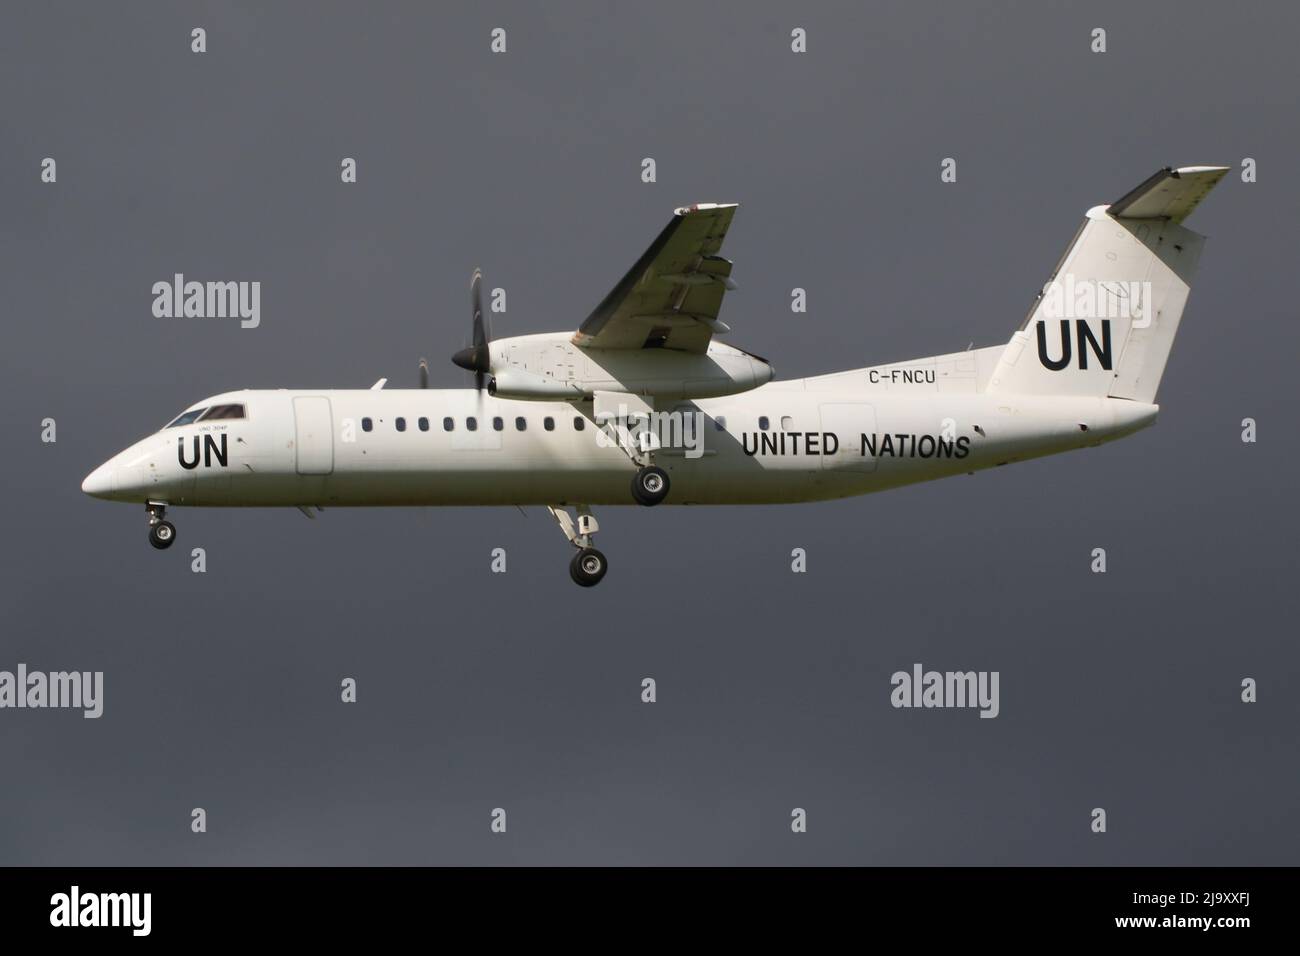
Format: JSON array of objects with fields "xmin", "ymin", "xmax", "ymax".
[{"xmin": 83, "ymin": 166, "xmax": 1227, "ymax": 586}]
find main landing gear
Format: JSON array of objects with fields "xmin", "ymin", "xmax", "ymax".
[
  {"xmin": 146, "ymin": 502, "xmax": 176, "ymax": 550},
  {"xmin": 631, "ymin": 465, "xmax": 670, "ymax": 507},
  {"xmin": 548, "ymin": 505, "xmax": 607, "ymax": 587},
  {"xmin": 599, "ymin": 399, "xmax": 672, "ymax": 507}
]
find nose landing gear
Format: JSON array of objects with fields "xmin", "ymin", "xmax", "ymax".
[
  {"xmin": 548, "ymin": 505, "xmax": 607, "ymax": 587},
  {"xmin": 570, "ymin": 547, "xmax": 607, "ymax": 587},
  {"xmin": 146, "ymin": 502, "xmax": 176, "ymax": 550}
]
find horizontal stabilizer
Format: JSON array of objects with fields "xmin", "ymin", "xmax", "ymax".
[{"xmin": 1107, "ymin": 165, "xmax": 1229, "ymax": 224}]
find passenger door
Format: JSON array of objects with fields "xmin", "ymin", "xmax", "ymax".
[{"xmin": 293, "ymin": 396, "xmax": 334, "ymax": 475}]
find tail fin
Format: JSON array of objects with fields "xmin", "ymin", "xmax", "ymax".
[{"xmin": 987, "ymin": 166, "xmax": 1227, "ymax": 401}]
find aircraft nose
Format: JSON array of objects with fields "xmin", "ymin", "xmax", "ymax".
[{"xmin": 81, "ymin": 463, "xmax": 115, "ymax": 498}]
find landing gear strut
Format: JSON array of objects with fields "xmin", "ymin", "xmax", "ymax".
[
  {"xmin": 548, "ymin": 505, "xmax": 607, "ymax": 587},
  {"xmin": 146, "ymin": 502, "xmax": 176, "ymax": 550}
]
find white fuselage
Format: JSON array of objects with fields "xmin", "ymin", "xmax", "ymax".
[{"xmin": 82, "ymin": 347, "xmax": 1159, "ymax": 509}]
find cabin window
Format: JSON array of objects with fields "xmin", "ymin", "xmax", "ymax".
[
  {"xmin": 199, "ymin": 403, "xmax": 246, "ymax": 421},
  {"xmin": 516, "ymin": 417, "xmax": 527, "ymax": 431},
  {"xmin": 396, "ymin": 417, "xmax": 407, "ymax": 432},
  {"xmin": 781, "ymin": 415, "xmax": 794, "ymax": 431},
  {"xmin": 544, "ymin": 417, "xmax": 555, "ymax": 431},
  {"xmin": 443, "ymin": 417, "xmax": 454, "ymax": 431},
  {"xmin": 714, "ymin": 415, "xmax": 727, "ymax": 431},
  {"xmin": 493, "ymin": 417, "xmax": 504, "ymax": 431},
  {"xmin": 418, "ymin": 417, "xmax": 429, "ymax": 432},
  {"xmin": 467, "ymin": 417, "xmax": 478, "ymax": 431},
  {"xmin": 573, "ymin": 416, "xmax": 585, "ymax": 431},
  {"xmin": 165, "ymin": 408, "xmax": 207, "ymax": 428},
  {"xmin": 758, "ymin": 416, "xmax": 770, "ymax": 431},
  {"xmin": 361, "ymin": 417, "xmax": 373, "ymax": 432}
]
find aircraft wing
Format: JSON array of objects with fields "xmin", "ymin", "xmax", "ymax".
[{"xmin": 572, "ymin": 203, "xmax": 738, "ymax": 354}]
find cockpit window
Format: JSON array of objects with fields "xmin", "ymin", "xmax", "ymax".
[
  {"xmin": 198, "ymin": 403, "xmax": 246, "ymax": 421},
  {"xmin": 165, "ymin": 408, "xmax": 207, "ymax": 428}
]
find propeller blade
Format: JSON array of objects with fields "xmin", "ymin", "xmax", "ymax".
[
  {"xmin": 470, "ymin": 268, "xmax": 492, "ymax": 377},
  {"xmin": 471, "ymin": 267, "xmax": 487, "ymax": 352},
  {"xmin": 451, "ymin": 268, "xmax": 492, "ymax": 388},
  {"xmin": 418, "ymin": 358, "xmax": 429, "ymax": 389}
]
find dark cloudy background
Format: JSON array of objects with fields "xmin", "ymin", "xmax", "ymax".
[{"xmin": 1, "ymin": 1, "xmax": 1296, "ymax": 866}]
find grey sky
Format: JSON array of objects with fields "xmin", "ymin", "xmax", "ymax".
[{"xmin": 1, "ymin": 0, "xmax": 1296, "ymax": 864}]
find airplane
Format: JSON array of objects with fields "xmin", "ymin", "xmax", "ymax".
[{"xmin": 82, "ymin": 166, "xmax": 1227, "ymax": 586}]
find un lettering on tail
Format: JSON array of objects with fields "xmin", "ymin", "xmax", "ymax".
[{"xmin": 987, "ymin": 166, "xmax": 1228, "ymax": 402}]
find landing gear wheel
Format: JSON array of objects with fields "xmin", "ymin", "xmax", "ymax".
[
  {"xmin": 569, "ymin": 547, "xmax": 608, "ymax": 587},
  {"xmin": 631, "ymin": 466, "xmax": 670, "ymax": 506},
  {"xmin": 149, "ymin": 520, "xmax": 176, "ymax": 550}
]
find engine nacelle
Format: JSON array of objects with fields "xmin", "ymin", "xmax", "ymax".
[
  {"xmin": 485, "ymin": 333, "xmax": 773, "ymax": 401},
  {"xmin": 488, "ymin": 366, "xmax": 585, "ymax": 400}
]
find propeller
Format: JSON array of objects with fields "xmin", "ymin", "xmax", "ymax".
[
  {"xmin": 451, "ymin": 268, "xmax": 492, "ymax": 391},
  {"xmin": 418, "ymin": 358, "xmax": 429, "ymax": 389}
]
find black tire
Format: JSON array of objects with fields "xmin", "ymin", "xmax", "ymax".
[
  {"xmin": 631, "ymin": 465, "xmax": 670, "ymax": 506},
  {"xmin": 569, "ymin": 547, "xmax": 608, "ymax": 587},
  {"xmin": 148, "ymin": 520, "xmax": 176, "ymax": 550}
]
